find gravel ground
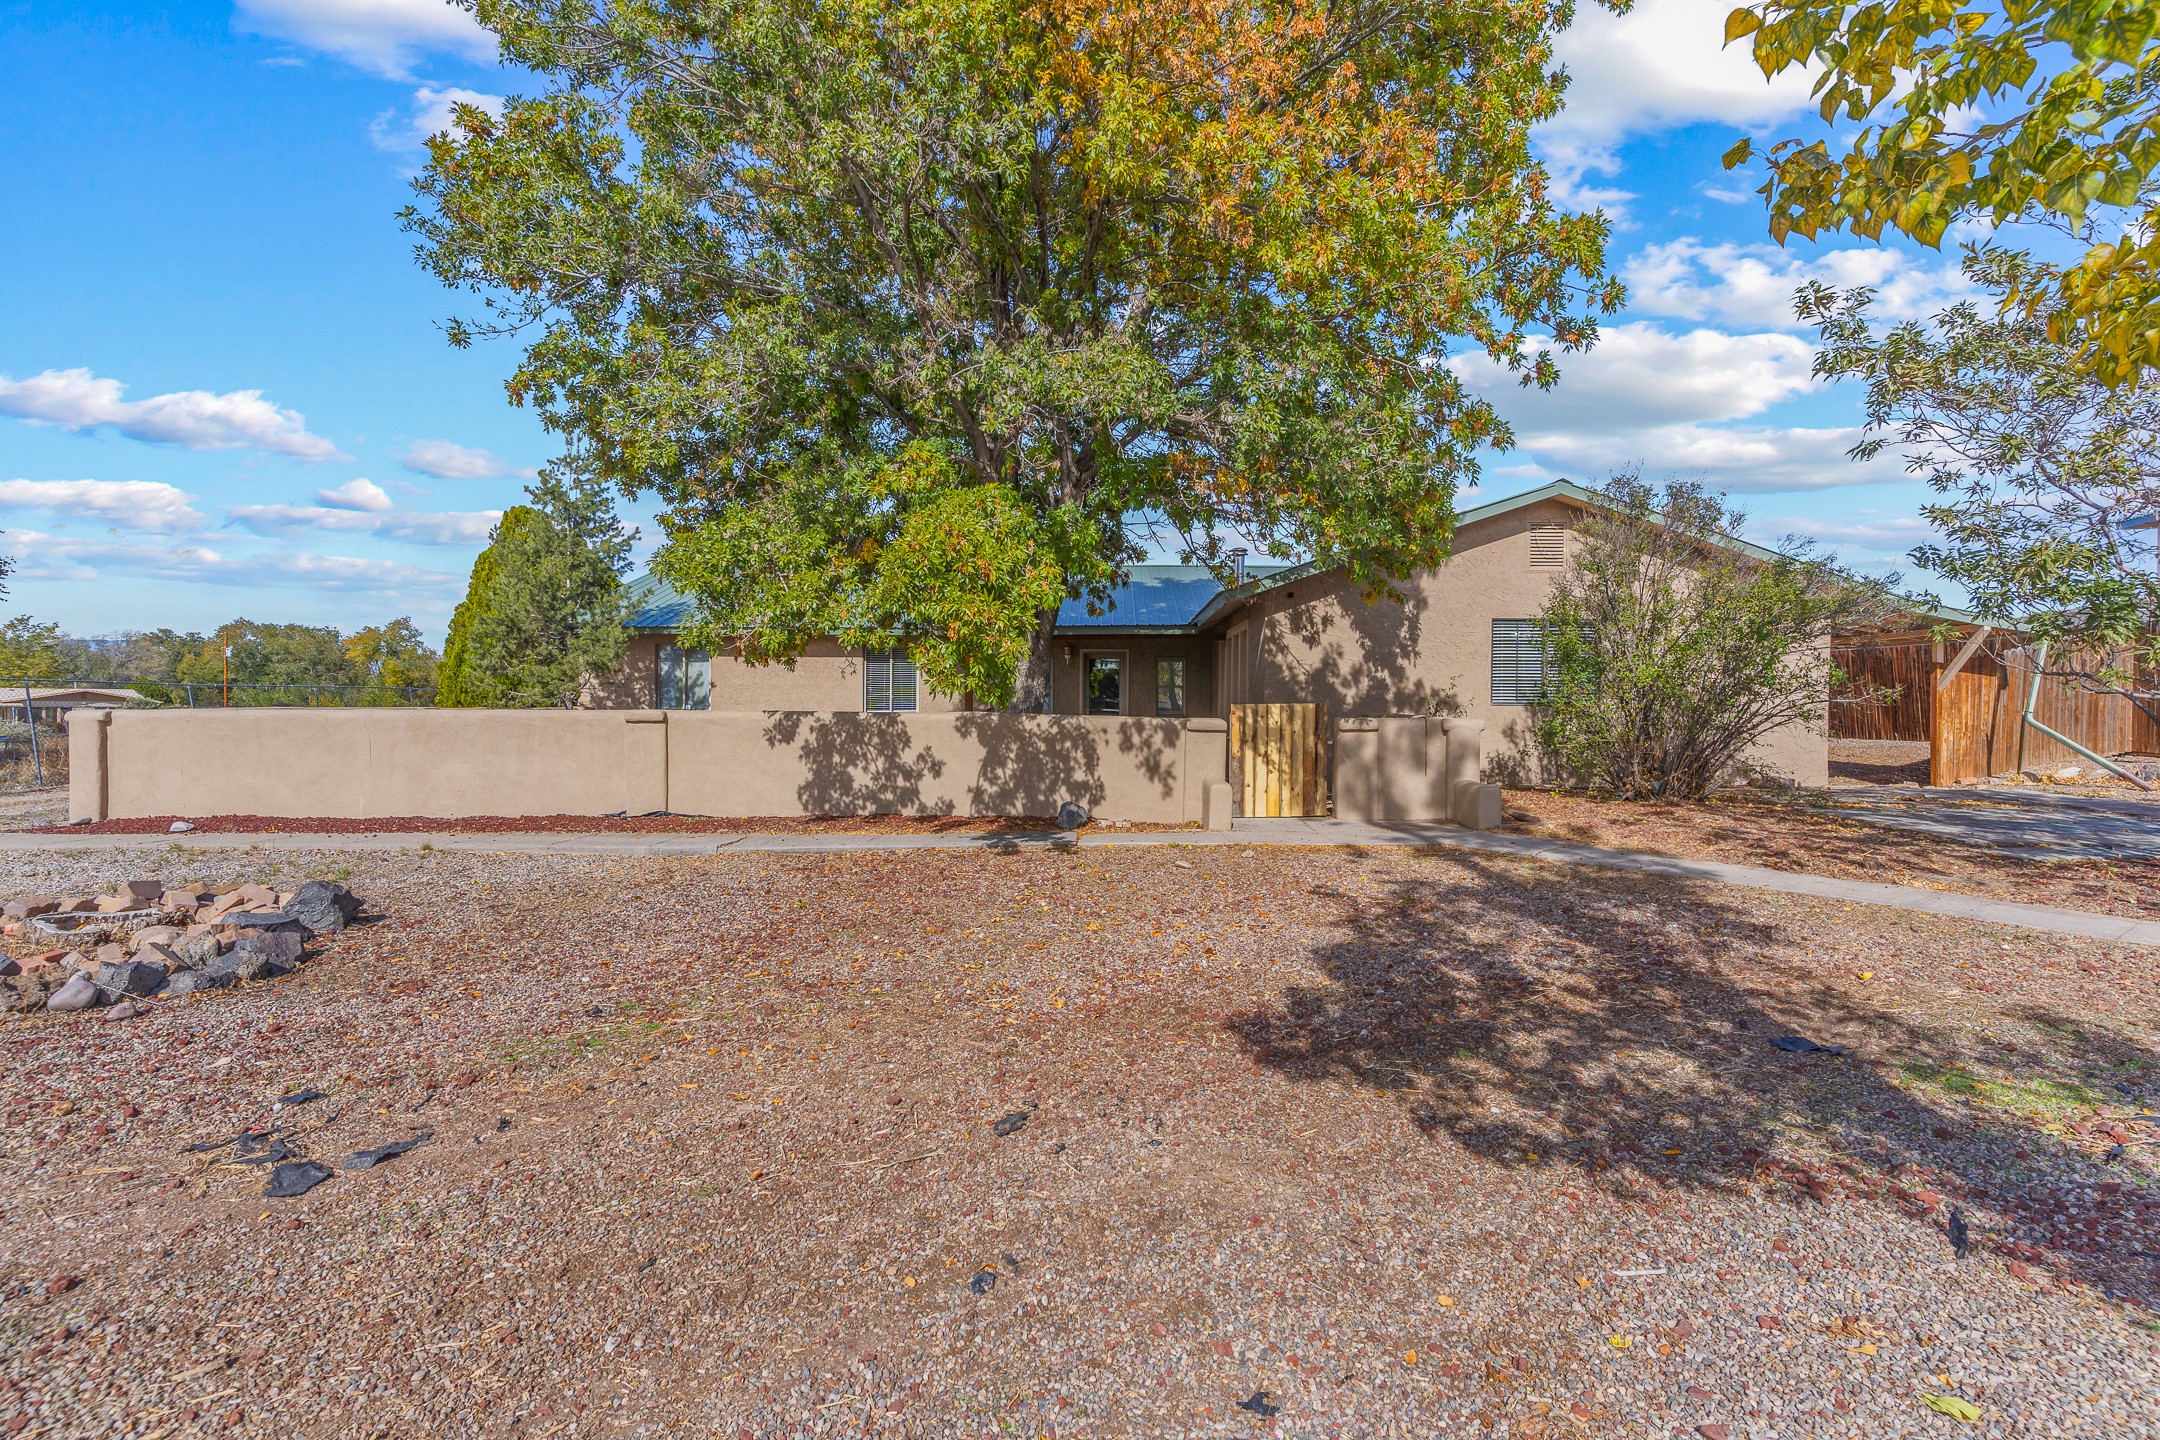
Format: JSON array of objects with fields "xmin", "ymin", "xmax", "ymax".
[
  {"xmin": 33, "ymin": 814, "xmax": 1193, "ymax": 837},
  {"xmin": 1500, "ymin": 788, "xmax": 2160, "ymax": 923},
  {"xmin": 0, "ymin": 844, "xmax": 2154, "ymax": 1439}
]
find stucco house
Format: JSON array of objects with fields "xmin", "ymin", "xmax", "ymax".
[{"xmin": 595, "ymin": 479, "xmax": 1829, "ymax": 787}]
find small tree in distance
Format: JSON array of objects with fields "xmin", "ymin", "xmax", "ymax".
[{"xmin": 1531, "ymin": 476, "xmax": 1897, "ymax": 800}]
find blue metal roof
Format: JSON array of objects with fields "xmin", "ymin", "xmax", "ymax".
[
  {"xmin": 1056, "ymin": 565, "xmax": 1286, "ymax": 629},
  {"xmin": 621, "ymin": 563, "xmax": 1291, "ymax": 634},
  {"xmin": 622, "ymin": 573, "xmax": 697, "ymax": 632}
]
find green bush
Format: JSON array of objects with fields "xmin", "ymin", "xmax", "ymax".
[{"xmin": 1531, "ymin": 477, "xmax": 1895, "ymax": 799}]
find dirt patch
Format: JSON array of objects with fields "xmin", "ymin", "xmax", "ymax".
[
  {"xmin": 0, "ymin": 846, "xmax": 2152, "ymax": 1437},
  {"xmin": 1831, "ymin": 737, "xmax": 1931, "ymax": 787},
  {"xmin": 1500, "ymin": 786, "xmax": 2160, "ymax": 921},
  {"xmin": 35, "ymin": 811, "xmax": 1194, "ymax": 836}
]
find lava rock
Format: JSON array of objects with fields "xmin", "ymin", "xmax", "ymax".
[
  {"xmin": 45, "ymin": 973, "xmax": 104, "ymax": 1012},
  {"xmin": 223, "ymin": 912, "xmax": 304, "ymax": 935},
  {"xmin": 176, "ymin": 932, "xmax": 225, "ymax": 968},
  {"xmin": 286, "ymin": 880, "xmax": 361, "ymax": 935},
  {"xmin": 235, "ymin": 929, "xmax": 304, "ymax": 970},
  {"xmin": 96, "ymin": 958, "xmax": 169, "ymax": 996},
  {"xmin": 160, "ymin": 968, "xmax": 235, "ymax": 999},
  {"xmin": 1055, "ymin": 800, "xmax": 1090, "ymax": 830}
]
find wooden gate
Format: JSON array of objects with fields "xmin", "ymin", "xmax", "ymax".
[{"xmin": 1230, "ymin": 703, "xmax": 1330, "ymax": 817}]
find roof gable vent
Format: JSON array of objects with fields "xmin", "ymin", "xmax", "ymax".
[{"xmin": 1528, "ymin": 523, "xmax": 1566, "ymax": 568}]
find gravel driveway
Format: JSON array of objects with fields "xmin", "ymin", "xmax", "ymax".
[{"xmin": 1, "ymin": 845, "xmax": 2154, "ymax": 1438}]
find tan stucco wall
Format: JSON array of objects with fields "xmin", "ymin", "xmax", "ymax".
[
  {"xmin": 1232, "ymin": 498, "xmax": 1828, "ymax": 788},
  {"xmin": 666, "ymin": 712, "xmax": 1224, "ymax": 821},
  {"xmin": 590, "ymin": 636, "xmax": 965, "ymax": 712},
  {"xmin": 70, "ymin": 708, "xmax": 1227, "ymax": 823},
  {"xmin": 1049, "ymin": 635, "xmax": 1216, "ymax": 717}
]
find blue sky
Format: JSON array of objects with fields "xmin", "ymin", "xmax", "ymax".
[{"xmin": 0, "ymin": 0, "xmax": 1974, "ymax": 646}]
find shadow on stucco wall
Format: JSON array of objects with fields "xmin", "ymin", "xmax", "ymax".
[
  {"xmin": 1269, "ymin": 588, "xmax": 1462, "ymax": 717},
  {"xmin": 955, "ymin": 713, "xmax": 1116, "ymax": 817},
  {"xmin": 765, "ymin": 712, "xmax": 954, "ymax": 816}
]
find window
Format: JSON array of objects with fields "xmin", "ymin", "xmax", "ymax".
[
  {"xmin": 657, "ymin": 644, "xmax": 710, "ymax": 710},
  {"xmin": 863, "ymin": 650, "xmax": 918, "ymax": 712},
  {"xmin": 1529, "ymin": 523, "xmax": 1567, "ymax": 568},
  {"xmin": 1491, "ymin": 620, "xmax": 1549, "ymax": 705},
  {"xmin": 1155, "ymin": 658, "xmax": 1186, "ymax": 715},
  {"xmin": 1085, "ymin": 655, "xmax": 1123, "ymax": 714}
]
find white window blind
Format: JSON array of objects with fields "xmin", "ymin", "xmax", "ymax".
[
  {"xmin": 863, "ymin": 651, "xmax": 919, "ymax": 712},
  {"xmin": 1491, "ymin": 620, "xmax": 1548, "ymax": 705}
]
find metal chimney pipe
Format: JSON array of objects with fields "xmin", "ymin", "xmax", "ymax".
[{"xmin": 1228, "ymin": 548, "xmax": 1247, "ymax": 585}]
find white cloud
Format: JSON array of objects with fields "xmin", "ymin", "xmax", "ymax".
[
  {"xmin": 1765, "ymin": 513, "xmax": 1936, "ymax": 547},
  {"xmin": 6, "ymin": 531, "xmax": 231, "ymax": 585},
  {"xmin": 1506, "ymin": 422, "xmax": 1895, "ymax": 492},
  {"xmin": 0, "ymin": 479, "xmax": 205, "ymax": 533},
  {"xmin": 0, "ymin": 367, "xmax": 344, "ymax": 461},
  {"xmin": 235, "ymin": 0, "xmax": 495, "ymax": 79},
  {"xmin": 371, "ymin": 85, "xmax": 505, "ymax": 152},
  {"xmin": 397, "ymin": 437, "xmax": 531, "ymax": 479},
  {"xmin": 1451, "ymin": 322, "xmax": 1817, "ymax": 433},
  {"xmin": 1541, "ymin": 0, "xmax": 1818, "ymax": 214},
  {"xmin": 1450, "ymin": 321, "xmax": 1909, "ymax": 491},
  {"xmin": 228, "ymin": 502, "xmax": 500, "ymax": 545},
  {"xmin": 1622, "ymin": 239, "xmax": 1976, "ymax": 330},
  {"xmin": 316, "ymin": 477, "xmax": 395, "ymax": 512},
  {"xmin": 10, "ymin": 529, "xmax": 460, "ymax": 594},
  {"xmin": 252, "ymin": 552, "xmax": 463, "ymax": 592}
]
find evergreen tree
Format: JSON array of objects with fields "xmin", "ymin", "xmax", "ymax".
[{"xmin": 438, "ymin": 474, "xmax": 632, "ymax": 708}]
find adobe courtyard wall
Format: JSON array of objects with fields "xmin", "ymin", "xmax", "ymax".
[{"xmin": 67, "ymin": 708, "xmax": 1227, "ymax": 825}]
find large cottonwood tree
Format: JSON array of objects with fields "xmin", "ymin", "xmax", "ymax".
[{"xmin": 411, "ymin": 0, "xmax": 1623, "ymax": 707}]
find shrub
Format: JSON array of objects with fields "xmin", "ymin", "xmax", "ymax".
[{"xmin": 1532, "ymin": 476, "xmax": 1895, "ymax": 799}]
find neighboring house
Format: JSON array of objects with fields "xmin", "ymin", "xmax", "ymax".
[
  {"xmin": 1, "ymin": 686, "xmax": 152, "ymax": 721},
  {"xmin": 596, "ymin": 480, "xmax": 1829, "ymax": 784}
]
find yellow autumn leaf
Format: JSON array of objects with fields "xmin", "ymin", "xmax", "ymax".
[
  {"xmin": 1608, "ymin": 1336, "xmax": 1631, "ymax": 1350},
  {"xmin": 1436, "ymin": 1295, "xmax": 1456, "ymax": 1307},
  {"xmin": 1921, "ymin": 1393, "xmax": 1981, "ymax": 1423},
  {"xmin": 1402, "ymin": 1350, "xmax": 1418, "ymax": 1366}
]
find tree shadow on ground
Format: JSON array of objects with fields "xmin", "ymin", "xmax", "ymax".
[{"xmin": 1226, "ymin": 851, "xmax": 2160, "ymax": 1309}]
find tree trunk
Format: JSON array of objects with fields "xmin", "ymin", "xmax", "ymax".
[{"xmin": 1012, "ymin": 607, "xmax": 1061, "ymax": 713}]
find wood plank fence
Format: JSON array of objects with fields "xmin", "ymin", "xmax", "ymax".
[
  {"xmin": 1831, "ymin": 643, "xmax": 1934, "ymax": 742},
  {"xmin": 1230, "ymin": 703, "xmax": 1330, "ymax": 817},
  {"xmin": 1838, "ymin": 639, "xmax": 2159, "ymax": 782}
]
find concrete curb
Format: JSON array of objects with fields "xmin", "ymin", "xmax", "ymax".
[{"xmin": 3, "ymin": 818, "xmax": 2155, "ymax": 947}]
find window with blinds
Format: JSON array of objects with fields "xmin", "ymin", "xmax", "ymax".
[
  {"xmin": 1491, "ymin": 620, "xmax": 1549, "ymax": 705},
  {"xmin": 1528, "ymin": 523, "xmax": 1567, "ymax": 568},
  {"xmin": 657, "ymin": 645, "xmax": 711, "ymax": 710},
  {"xmin": 863, "ymin": 650, "xmax": 919, "ymax": 712}
]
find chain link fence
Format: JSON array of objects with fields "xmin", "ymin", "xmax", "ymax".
[{"xmin": 1, "ymin": 678, "xmax": 439, "ymax": 796}]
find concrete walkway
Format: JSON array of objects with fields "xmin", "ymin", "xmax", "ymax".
[
  {"xmin": 4, "ymin": 817, "xmax": 2157, "ymax": 947},
  {"xmin": 1823, "ymin": 786, "xmax": 2160, "ymax": 861}
]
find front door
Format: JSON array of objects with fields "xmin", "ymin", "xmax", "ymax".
[{"xmin": 1084, "ymin": 654, "xmax": 1124, "ymax": 714}]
